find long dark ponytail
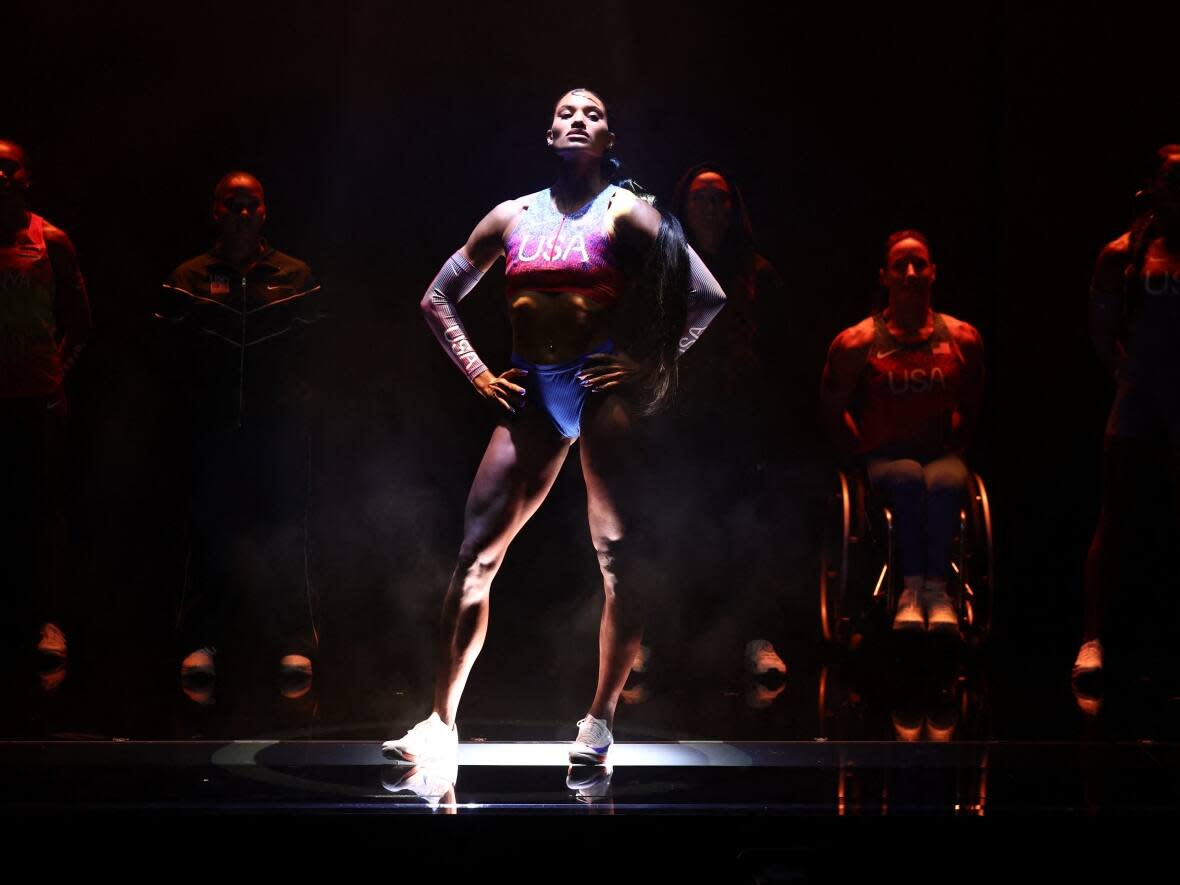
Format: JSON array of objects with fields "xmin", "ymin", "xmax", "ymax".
[
  {"xmin": 554, "ymin": 88, "xmax": 688, "ymax": 412},
  {"xmin": 617, "ymin": 205, "xmax": 688, "ymax": 415}
]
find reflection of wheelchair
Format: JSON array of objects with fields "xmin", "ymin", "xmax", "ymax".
[
  {"xmin": 816, "ymin": 661, "xmax": 992, "ymax": 815},
  {"xmin": 819, "ymin": 465, "xmax": 994, "ymax": 648}
]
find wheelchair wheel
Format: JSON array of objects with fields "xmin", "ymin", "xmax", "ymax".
[
  {"xmin": 821, "ymin": 468, "xmax": 896, "ymax": 644},
  {"xmin": 955, "ymin": 472, "xmax": 995, "ymax": 646},
  {"xmin": 819, "ymin": 470, "xmax": 853, "ymax": 643}
]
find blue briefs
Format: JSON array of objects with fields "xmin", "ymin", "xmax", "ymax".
[{"xmin": 510, "ymin": 339, "xmax": 616, "ymax": 439}]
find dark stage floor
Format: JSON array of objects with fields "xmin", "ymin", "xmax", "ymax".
[
  {"xmin": 4, "ymin": 736, "xmax": 1178, "ymax": 816},
  {"xmin": 6, "ymin": 645, "xmax": 1179, "ymax": 881},
  {"xmin": 6, "ymin": 630, "xmax": 1180, "ymax": 815}
]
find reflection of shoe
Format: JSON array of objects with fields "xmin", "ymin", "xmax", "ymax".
[
  {"xmin": 745, "ymin": 681, "xmax": 786, "ymax": 709},
  {"xmin": 891, "ymin": 711, "xmax": 923, "ymax": 742},
  {"xmin": 381, "ymin": 763, "xmax": 457, "ymax": 812},
  {"xmin": 1072, "ymin": 640, "xmax": 1104, "ymax": 715},
  {"xmin": 382, "ymin": 713, "xmax": 458, "ymax": 764},
  {"xmin": 566, "ymin": 764, "xmax": 613, "ymax": 802},
  {"xmin": 39, "ymin": 663, "xmax": 67, "ymax": 694},
  {"xmin": 279, "ymin": 654, "xmax": 313, "ymax": 676},
  {"xmin": 1073, "ymin": 691, "xmax": 1102, "ymax": 717},
  {"xmin": 925, "ymin": 715, "xmax": 957, "ymax": 742},
  {"xmin": 278, "ymin": 655, "xmax": 314, "ymax": 700},
  {"xmin": 36, "ymin": 623, "xmax": 67, "ymax": 661},
  {"xmin": 180, "ymin": 647, "xmax": 217, "ymax": 706},
  {"xmin": 893, "ymin": 588, "xmax": 924, "ymax": 633},
  {"xmin": 1072, "ymin": 640, "xmax": 1103, "ymax": 680},
  {"xmin": 923, "ymin": 590, "xmax": 960, "ymax": 638},
  {"xmin": 745, "ymin": 639, "xmax": 787, "ymax": 675},
  {"xmin": 570, "ymin": 715, "xmax": 613, "ymax": 765}
]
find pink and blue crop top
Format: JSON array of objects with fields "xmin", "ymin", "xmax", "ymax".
[
  {"xmin": 503, "ymin": 186, "xmax": 623, "ymax": 305},
  {"xmin": 420, "ymin": 186, "xmax": 727, "ymax": 385}
]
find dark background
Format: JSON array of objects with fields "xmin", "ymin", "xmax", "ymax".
[{"xmin": 6, "ymin": 0, "xmax": 1180, "ymax": 738}]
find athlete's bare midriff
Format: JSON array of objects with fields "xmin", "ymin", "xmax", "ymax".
[{"xmin": 507, "ymin": 289, "xmax": 615, "ymax": 363}]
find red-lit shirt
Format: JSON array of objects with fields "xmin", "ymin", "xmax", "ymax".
[
  {"xmin": 0, "ymin": 213, "xmax": 91, "ymax": 399},
  {"xmin": 855, "ymin": 312, "xmax": 968, "ymax": 458}
]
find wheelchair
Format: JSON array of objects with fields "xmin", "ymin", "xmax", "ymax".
[{"xmin": 819, "ymin": 464, "xmax": 994, "ymax": 648}]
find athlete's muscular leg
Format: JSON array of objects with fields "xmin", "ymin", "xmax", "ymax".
[
  {"xmin": 579, "ymin": 393, "xmax": 647, "ymax": 730},
  {"xmin": 432, "ymin": 412, "xmax": 573, "ymax": 726},
  {"xmin": 922, "ymin": 453, "xmax": 969, "ymax": 580},
  {"xmin": 866, "ymin": 458, "xmax": 926, "ymax": 579},
  {"xmin": 1083, "ymin": 437, "xmax": 1155, "ymax": 643}
]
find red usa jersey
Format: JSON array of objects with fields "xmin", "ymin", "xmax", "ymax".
[{"xmin": 855, "ymin": 312, "xmax": 966, "ymax": 458}]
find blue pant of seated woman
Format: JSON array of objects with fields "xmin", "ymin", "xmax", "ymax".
[{"xmin": 865, "ymin": 453, "xmax": 968, "ymax": 578}]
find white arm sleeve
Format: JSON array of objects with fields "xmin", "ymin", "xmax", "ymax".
[
  {"xmin": 420, "ymin": 250, "xmax": 488, "ymax": 382},
  {"xmin": 679, "ymin": 245, "xmax": 727, "ymax": 355}
]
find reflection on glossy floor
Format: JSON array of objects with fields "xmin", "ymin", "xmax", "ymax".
[
  {"xmin": 3, "ymin": 737, "xmax": 1179, "ymax": 816},
  {"xmin": 4, "ymin": 623, "xmax": 1180, "ymax": 817}
]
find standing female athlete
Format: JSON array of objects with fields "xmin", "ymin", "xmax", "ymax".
[
  {"xmin": 821, "ymin": 230, "xmax": 984, "ymax": 636},
  {"xmin": 383, "ymin": 89, "xmax": 726, "ymax": 766},
  {"xmin": 1076, "ymin": 145, "xmax": 1180, "ymax": 691}
]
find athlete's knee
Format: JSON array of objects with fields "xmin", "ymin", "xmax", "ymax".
[
  {"xmin": 924, "ymin": 459, "xmax": 968, "ymax": 496},
  {"xmin": 592, "ymin": 533, "xmax": 640, "ymax": 594},
  {"xmin": 453, "ymin": 540, "xmax": 505, "ymax": 600},
  {"xmin": 869, "ymin": 459, "xmax": 924, "ymax": 497}
]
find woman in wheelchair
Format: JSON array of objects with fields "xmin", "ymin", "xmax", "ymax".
[{"xmin": 820, "ymin": 230, "xmax": 985, "ymax": 636}]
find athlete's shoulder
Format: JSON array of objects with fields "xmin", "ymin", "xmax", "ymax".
[
  {"xmin": 35, "ymin": 216, "xmax": 78, "ymax": 257},
  {"xmin": 502, "ymin": 191, "xmax": 542, "ymax": 213},
  {"xmin": 830, "ymin": 316, "xmax": 877, "ymax": 353},
  {"xmin": 939, "ymin": 312, "xmax": 982, "ymax": 346},
  {"xmin": 486, "ymin": 194, "xmax": 535, "ymax": 234},
  {"xmin": 1099, "ymin": 231, "xmax": 1132, "ymax": 260},
  {"xmin": 165, "ymin": 251, "xmax": 216, "ymax": 287},
  {"xmin": 264, "ymin": 247, "xmax": 314, "ymax": 279},
  {"xmin": 609, "ymin": 187, "xmax": 660, "ymax": 241},
  {"xmin": 609, "ymin": 186, "xmax": 656, "ymax": 218},
  {"xmin": 1095, "ymin": 232, "xmax": 1131, "ymax": 271},
  {"xmin": 1092, "ymin": 231, "xmax": 1132, "ymax": 290}
]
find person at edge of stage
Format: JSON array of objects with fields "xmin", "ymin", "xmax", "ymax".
[
  {"xmin": 821, "ymin": 229, "xmax": 984, "ymax": 638},
  {"xmin": 157, "ymin": 171, "xmax": 325, "ymax": 703},
  {"xmin": 382, "ymin": 88, "xmax": 726, "ymax": 771},
  {"xmin": 670, "ymin": 162, "xmax": 787, "ymax": 425},
  {"xmin": 669, "ymin": 162, "xmax": 790, "ymax": 685},
  {"xmin": 1075, "ymin": 144, "xmax": 1180, "ymax": 707},
  {"xmin": 0, "ymin": 139, "xmax": 91, "ymax": 675}
]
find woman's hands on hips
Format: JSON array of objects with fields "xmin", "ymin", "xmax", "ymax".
[
  {"xmin": 578, "ymin": 351, "xmax": 642, "ymax": 393},
  {"xmin": 473, "ymin": 367, "xmax": 528, "ymax": 414}
]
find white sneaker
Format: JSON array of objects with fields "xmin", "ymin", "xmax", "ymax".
[
  {"xmin": 382, "ymin": 713, "xmax": 458, "ymax": 764},
  {"xmin": 570, "ymin": 715, "xmax": 613, "ymax": 765},
  {"xmin": 892, "ymin": 588, "xmax": 924, "ymax": 633},
  {"xmin": 923, "ymin": 589, "xmax": 960, "ymax": 638},
  {"xmin": 36, "ymin": 623, "xmax": 67, "ymax": 660},
  {"xmin": 745, "ymin": 639, "xmax": 787, "ymax": 675},
  {"xmin": 180, "ymin": 647, "xmax": 216, "ymax": 678},
  {"xmin": 1072, "ymin": 639, "xmax": 1104, "ymax": 680}
]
